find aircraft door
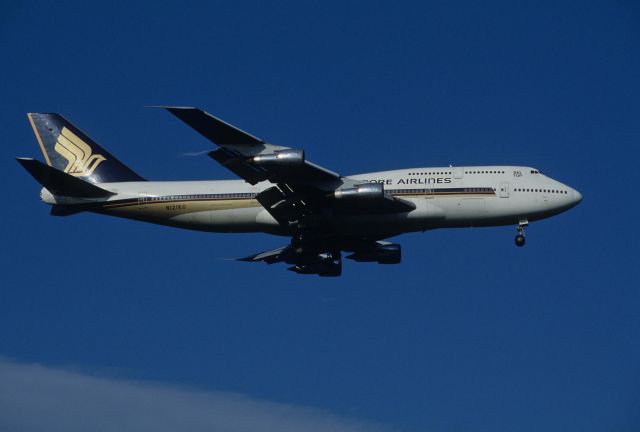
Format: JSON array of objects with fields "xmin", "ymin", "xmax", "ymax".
[
  {"xmin": 453, "ymin": 167, "xmax": 464, "ymax": 179},
  {"xmin": 499, "ymin": 182, "xmax": 509, "ymax": 198},
  {"xmin": 424, "ymin": 185, "xmax": 433, "ymax": 199}
]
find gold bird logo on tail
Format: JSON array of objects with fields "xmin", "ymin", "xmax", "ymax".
[{"xmin": 54, "ymin": 127, "xmax": 106, "ymax": 177}]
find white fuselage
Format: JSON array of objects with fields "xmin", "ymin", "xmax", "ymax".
[{"xmin": 41, "ymin": 166, "xmax": 582, "ymax": 238}]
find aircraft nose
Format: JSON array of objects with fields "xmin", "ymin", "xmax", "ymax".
[{"xmin": 572, "ymin": 188, "xmax": 582, "ymax": 205}]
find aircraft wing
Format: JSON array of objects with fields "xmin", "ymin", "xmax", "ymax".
[
  {"xmin": 162, "ymin": 107, "xmax": 415, "ymax": 230},
  {"xmin": 237, "ymin": 239, "xmax": 402, "ymax": 276},
  {"xmin": 162, "ymin": 107, "xmax": 339, "ymax": 186}
]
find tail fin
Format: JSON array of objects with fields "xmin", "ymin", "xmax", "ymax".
[
  {"xmin": 16, "ymin": 158, "xmax": 115, "ymax": 198},
  {"xmin": 27, "ymin": 113, "xmax": 145, "ymax": 183}
]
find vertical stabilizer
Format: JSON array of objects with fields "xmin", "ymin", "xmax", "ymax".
[{"xmin": 27, "ymin": 113, "xmax": 145, "ymax": 183}]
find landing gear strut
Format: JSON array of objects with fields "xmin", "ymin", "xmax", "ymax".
[{"xmin": 515, "ymin": 219, "xmax": 528, "ymax": 247}]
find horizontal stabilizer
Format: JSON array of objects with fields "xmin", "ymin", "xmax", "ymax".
[
  {"xmin": 161, "ymin": 106, "xmax": 265, "ymax": 145},
  {"xmin": 16, "ymin": 158, "xmax": 115, "ymax": 198}
]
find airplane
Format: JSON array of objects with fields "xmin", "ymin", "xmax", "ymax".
[{"xmin": 17, "ymin": 107, "xmax": 582, "ymax": 276}]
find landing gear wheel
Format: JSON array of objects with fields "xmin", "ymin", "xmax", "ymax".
[{"xmin": 514, "ymin": 219, "xmax": 528, "ymax": 248}]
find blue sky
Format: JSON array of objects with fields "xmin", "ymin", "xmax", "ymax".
[{"xmin": 1, "ymin": 1, "xmax": 640, "ymax": 431}]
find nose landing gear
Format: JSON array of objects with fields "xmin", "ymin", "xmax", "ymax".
[{"xmin": 515, "ymin": 219, "xmax": 528, "ymax": 247}]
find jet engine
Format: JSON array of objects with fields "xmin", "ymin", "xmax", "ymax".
[
  {"xmin": 347, "ymin": 243, "xmax": 401, "ymax": 264},
  {"xmin": 332, "ymin": 183, "xmax": 384, "ymax": 201},
  {"xmin": 287, "ymin": 251, "xmax": 342, "ymax": 277},
  {"xmin": 252, "ymin": 149, "xmax": 304, "ymax": 167}
]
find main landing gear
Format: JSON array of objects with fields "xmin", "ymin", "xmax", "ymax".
[{"xmin": 515, "ymin": 219, "xmax": 528, "ymax": 247}]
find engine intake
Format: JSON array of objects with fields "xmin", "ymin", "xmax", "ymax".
[
  {"xmin": 333, "ymin": 183, "xmax": 384, "ymax": 201},
  {"xmin": 252, "ymin": 149, "xmax": 304, "ymax": 167},
  {"xmin": 347, "ymin": 243, "xmax": 401, "ymax": 264}
]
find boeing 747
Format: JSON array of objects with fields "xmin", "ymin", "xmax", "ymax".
[{"xmin": 17, "ymin": 108, "xmax": 582, "ymax": 276}]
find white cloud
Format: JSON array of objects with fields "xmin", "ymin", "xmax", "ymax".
[{"xmin": 0, "ymin": 359, "xmax": 393, "ymax": 432}]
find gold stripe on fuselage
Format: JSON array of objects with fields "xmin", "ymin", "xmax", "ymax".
[{"xmin": 102, "ymin": 198, "xmax": 261, "ymax": 217}]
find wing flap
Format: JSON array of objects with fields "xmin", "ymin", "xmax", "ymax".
[
  {"xmin": 208, "ymin": 148, "xmax": 268, "ymax": 185},
  {"xmin": 255, "ymin": 186, "xmax": 304, "ymax": 227}
]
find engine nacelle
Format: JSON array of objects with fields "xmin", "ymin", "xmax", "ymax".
[
  {"xmin": 252, "ymin": 149, "xmax": 305, "ymax": 167},
  {"xmin": 333, "ymin": 183, "xmax": 384, "ymax": 201},
  {"xmin": 347, "ymin": 243, "xmax": 401, "ymax": 264}
]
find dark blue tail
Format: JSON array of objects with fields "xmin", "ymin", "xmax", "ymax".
[{"xmin": 27, "ymin": 113, "xmax": 145, "ymax": 183}]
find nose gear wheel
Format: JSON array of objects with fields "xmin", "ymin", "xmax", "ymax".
[{"xmin": 515, "ymin": 219, "xmax": 528, "ymax": 247}]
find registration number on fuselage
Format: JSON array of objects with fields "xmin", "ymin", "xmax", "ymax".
[{"xmin": 166, "ymin": 204, "xmax": 186, "ymax": 211}]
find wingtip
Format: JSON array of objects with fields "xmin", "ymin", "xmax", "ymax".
[{"xmin": 236, "ymin": 256, "xmax": 255, "ymax": 262}]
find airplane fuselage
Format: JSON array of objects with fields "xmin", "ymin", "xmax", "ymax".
[
  {"xmin": 21, "ymin": 109, "xmax": 584, "ymax": 275},
  {"xmin": 41, "ymin": 165, "xmax": 582, "ymax": 239}
]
